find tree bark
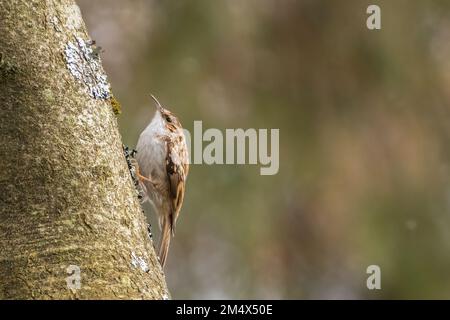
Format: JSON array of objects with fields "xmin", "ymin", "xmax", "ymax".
[{"xmin": 0, "ymin": 0, "xmax": 169, "ymax": 299}]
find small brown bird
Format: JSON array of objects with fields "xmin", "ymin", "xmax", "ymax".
[{"xmin": 135, "ymin": 95, "xmax": 189, "ymax": 268}]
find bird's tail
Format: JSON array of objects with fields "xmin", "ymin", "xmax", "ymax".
[{"xmin": 158, "ymin": 218, "xmax": 172, "ymax": 268}]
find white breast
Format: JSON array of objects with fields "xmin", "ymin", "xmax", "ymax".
[
  {"xmin": 136, "ymin": 111, "xmax": 169, "ymax": 209},
  {"xmin": 137, "ymin": 111, "xmax": 167, "ymax": 172}
]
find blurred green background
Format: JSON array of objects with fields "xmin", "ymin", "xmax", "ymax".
[{"xmin": 77, "ymin": 0, "xmax": 450, "ymax": 299}]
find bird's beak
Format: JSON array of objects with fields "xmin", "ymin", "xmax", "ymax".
[{"xmin": 150, "ymin": 94, "xmax": 164, "ymax": 112}]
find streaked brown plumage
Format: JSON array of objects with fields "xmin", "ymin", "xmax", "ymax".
[{"xmin": 136, "ymin": 95, "xmax": 189, "ymax": 268}]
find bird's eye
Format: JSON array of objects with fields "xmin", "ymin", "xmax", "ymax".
[{"xmin": 166, "ymin": 116, "xmax": 172, "ymax": 123}]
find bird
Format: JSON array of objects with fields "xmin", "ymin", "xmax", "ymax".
[{"xmin": 135, "ymin": 94, "xmax": 189, "ymax": 268}]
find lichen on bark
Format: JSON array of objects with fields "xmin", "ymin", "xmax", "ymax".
[{"xmin": 0, "ymin": 0, "xmax": 168, "ymax": 299}]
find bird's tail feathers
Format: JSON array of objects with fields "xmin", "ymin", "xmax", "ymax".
[{"xmin": 158, "ymin": 218, "xmax": 172, "ymax": 268}]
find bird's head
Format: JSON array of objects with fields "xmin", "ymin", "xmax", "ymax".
[{"xmin": 150, "ymin": 94, "xmax": 182, "ymax": 129}]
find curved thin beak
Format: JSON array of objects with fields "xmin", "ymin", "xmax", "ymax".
[{"xmin": 150, "ymin": 94, "xmax": 164, "ymax": 112}]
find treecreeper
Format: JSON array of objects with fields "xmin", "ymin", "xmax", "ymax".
[{"xmin": 135, "ymin": 95, "xmax": 189, "ymax": 268}]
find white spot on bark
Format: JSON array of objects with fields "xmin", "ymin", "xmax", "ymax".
[
  {"xmin": 64, "ymin": 37, "xmax": 111, "ymax": 100},
  {"xmin": 50, "ymin": 16, "xmax": 62, "ymax": 32},
  {"xmin": 76, "ymin": 108, "xmax": 96, "ymax": 129},
  {"xmin": 131, "ymin": 251, "xmax": 149, "ymax": 272}
]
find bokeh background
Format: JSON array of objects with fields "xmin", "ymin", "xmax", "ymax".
[{"xmin": 77, "ymin": 0, "xmax": 450, "ymax": 299}]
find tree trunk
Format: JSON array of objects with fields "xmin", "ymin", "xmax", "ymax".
[{"xmin": 0, "ymin": 0, "xmax": 169, "ymax": 299}]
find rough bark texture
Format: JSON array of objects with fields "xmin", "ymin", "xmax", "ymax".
[{"xmin": 0, "ymin": 0, "xmax": 169, "ymax": 299}]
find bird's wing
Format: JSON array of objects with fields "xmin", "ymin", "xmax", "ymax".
[{"xmin": 165, "ymin": 139, "xmax": 188, "ymax": 233}]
